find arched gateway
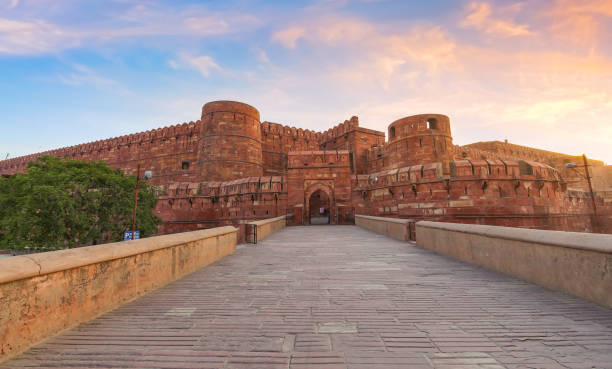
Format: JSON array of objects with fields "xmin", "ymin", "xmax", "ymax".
[{"xmin": 304, "ymin": 183, "xmax": 334, "ymax": 225}]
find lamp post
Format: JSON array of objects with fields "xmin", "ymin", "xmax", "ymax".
[
  {"xmin": 131, "ymin": 163, "xmax": 152, "ymax": 240},
  {"xmin": 565, "ymin": 154, "xmax": 599, "ymax": 233}
]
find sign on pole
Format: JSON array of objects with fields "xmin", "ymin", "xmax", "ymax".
[{"xmin": 123, "ymin": 231, "xmax": 140, "ymax": 241}]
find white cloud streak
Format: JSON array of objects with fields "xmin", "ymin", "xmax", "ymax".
[
  {"xmin": 169, "ymin": 53, "xmax": 222, "ymax": 77},
  {"xmin": 0, "ymin": 4, "xmax": 260, "ymax": 55}
]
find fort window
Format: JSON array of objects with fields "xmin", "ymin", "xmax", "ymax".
[
  {"xmin": 518, "ymin": 161, "xmax": 533, "ymax": 176},
  {"xmin": 427, "ymin": 118, "xmax": 438, "ymax": 130},
  {"xmin": 419, "ymin": 138, "xmax": 423, "ymax": 148},
  {"xmin": 390, "ymin": 127, "xmax": 396, "ymax": 139},
  {"xmin": 181, "ymin": 161, "xmax": 190, "ymax": 170}
]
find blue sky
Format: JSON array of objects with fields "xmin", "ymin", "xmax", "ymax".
[{"xmin": 1, "ymin": 0, "xmax": 611, "ymax": 163}]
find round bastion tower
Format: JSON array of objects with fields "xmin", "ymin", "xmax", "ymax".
[
  {"xmin": 386, "ymin": 114, "xmax": 454, "ymax": 174},
  {"xmin": 200, "ymin": 101, "xmax": 264, "ymax": 181}
]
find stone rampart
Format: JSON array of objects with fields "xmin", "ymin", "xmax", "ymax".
[
  {"xmin": 261, "ymin": 121, "xmax": 322, "ymax": 176},
  {"xmin": 415, "ymin": 221, "xmax": 612, "ymax": 309},
  {"xmin": 318, "ymin": 116, "xmax": 360, "ymax": 145},
  {"xmin": 0, "ymin": 121, "xmax": 203, "ymax": 185},
  {"xmin": 352, "ymin": 160, "xmax": 609, "ymax": 232},
  {"xmin": 0, "ymin": 227, "xmax": 237, "ymax": 363},
  {"xmin": 156, "ymin": 176, "xmax": 287, "ymax": 234}
]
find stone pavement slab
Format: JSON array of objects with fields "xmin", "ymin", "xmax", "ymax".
[{"xmin": 3, "ymin": 226, "xmax": 612, "ymax": 369}]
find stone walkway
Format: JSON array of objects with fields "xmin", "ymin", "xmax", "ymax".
[{"xmin": 4, "ymin": 226, "xmax": 612, "ymax": 369}]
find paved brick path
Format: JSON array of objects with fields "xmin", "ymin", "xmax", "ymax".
[{"xmin": 4, "ymin": 226, "xmax": 612, "ymax": 369}]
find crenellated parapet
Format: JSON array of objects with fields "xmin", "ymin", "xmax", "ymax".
[
  {"xmin": 350, "ymin": 158, "xmax": 604, "ymax": 232},
  {"xmin": 160, "ymin": 176, "xmax": 286, "ymax": 199},
  {"xmin": 156, "ymin": 175, "xmax": 288, "ymax": 234},
  {"xmin": 0, "ymin": 121, "xmax": 202, "ymax": 177},
  {"xmin": 261, "ymin": 121, "xmax": 322, "ymax": 142},
  {"xmin": 318, "ymin": 116, "xmax": 360, "ymax": 145}
]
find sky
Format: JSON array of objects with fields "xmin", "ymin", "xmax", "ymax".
[{"xmin": 1, "ymin": 0, "xmax": 611, "ymax": 163}]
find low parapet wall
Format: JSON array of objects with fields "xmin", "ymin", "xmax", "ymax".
[
  {"xmin": 416, "ymin": 221, "xmax": 612, "ymax": 309},
  {"xmin": 355, "ymin": 215, "xmax": 415, "ymax": 241},
  {"xmin": 246, "ymin": 215, "xmax": 289, "ymax": 243},
  {"xmin": 0, "ymin": 227, "xmax": 237, "ymax": 363}
]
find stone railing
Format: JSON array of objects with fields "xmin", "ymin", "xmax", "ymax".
[
  {"xmin": 416, "ymin": 221, "xmax": 612, "ymax": 309},
  {"xmin": 0, "ymin": 227, "xmax": 237, "ymax": 363},
  {"xmin": 245, "ymin": 214, "xmax": 291, "ymax": 243},
  {"xmin": 355, "ymin": 215, "xmax": 416, "ymax": 241}
]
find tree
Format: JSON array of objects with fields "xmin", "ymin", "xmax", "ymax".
[{"xmin": 0, "ymin": 156, "xmax": 159, "ymax": 250}]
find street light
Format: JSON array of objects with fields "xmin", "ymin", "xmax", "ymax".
[
  {"xmin": 130, "ymin": 164, "xmax": 152, "ymax": 240},
  {"xmin": 564, "ymin": 154, "xmax": 599, "ymax": 233}
]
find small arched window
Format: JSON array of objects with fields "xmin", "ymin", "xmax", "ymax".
[
  {"xmin": 427, "ymin": 118, "xmax": 438, "ymax": 130},
  {"xmin": 390, "ymin": 126, "xmax": 396, "ymax": 139}
]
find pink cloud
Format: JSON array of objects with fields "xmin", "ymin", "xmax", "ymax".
[{"xmin": 461, "ymin": 2, "xmax": 532, "ymax": 37}]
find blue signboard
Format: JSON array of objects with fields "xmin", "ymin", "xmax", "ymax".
[{"xmin": 123, "ymin": 231, "xmax": 140, "ymax": 240}]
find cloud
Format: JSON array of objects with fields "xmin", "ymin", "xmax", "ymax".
[
  {"xmin": 170, "ymin": 53, "xmax": 222, "ymax": 77},
  {"xmin": 546, "ymin": 0, "xmax": 612, "ymax": 47},
  {"xmin": 461, "ymin": 2, "xmax": 532, "ymax": 37},
  {"xmin": 271, "ymin": 26, "xmax": 306, "ymax": 48},
  {"xmin": 57, "ymin": 64, "xmax": 119, "ymax": 88},
  {"xmin": 0, "ymin": 4, "xmax": 260, "ymax": 55},
  {"xmin": 0, "ymin": 17, "xmax": 76, "ymax": 54},
  {"xmin": 258, "ymin": 9, "xmax": 612, "ymax": 162},
  {"xmin": 271, "ymin": 17, "xmax": 457, "ymax": 89}
]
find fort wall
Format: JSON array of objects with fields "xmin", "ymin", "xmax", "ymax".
[
  {"xmin": 260, "ymin": 121, "xmax": 321, "ymax": 176},
  {"xmin": 460, "ymin": 141, "xmax": 610, "ymax": 192},
  {"xmin": 319, "ymin": 116, "xmax": 385, "ymax": 174},
  {"xmin": 352, "ymin": 159, "xmax": 611, "ymax": 233},
  {"xmin": 286, "ymin": 150, "xmax": 354, "ymax": 225},
  {"xmin": 0, "ymin": 100, "xmax": 609, "ymax": 235},
  {"xmin": 155, "ymin": 175, "xmax": 287, "ymax": 236},
  {"xmin": 0, "ymin": 121, "xmax": 203, "ymax": 186}
]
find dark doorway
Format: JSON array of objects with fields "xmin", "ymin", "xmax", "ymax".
[{"xmin": 309, "ymin": 189, "xmax": 330, "ymax": 225}]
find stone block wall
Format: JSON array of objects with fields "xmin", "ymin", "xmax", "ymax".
[
  {"xmin": 416, "ymin": 221, "xmax": 612, "ymax": 308},
  {"xmin": 0, "ymin": 121, "xmax": 203, "ymax": 185}
]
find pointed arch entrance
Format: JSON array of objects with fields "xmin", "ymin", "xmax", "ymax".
[
  {"xmin": 309, "ymin": 189, "xmax": 330, "ymax": 224},
  {"xmin": 304, "ymin": 183, "xmax": 334, "ymax": 225}
]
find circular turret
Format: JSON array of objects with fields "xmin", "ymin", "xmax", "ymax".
[
  {"xmin": 386, "ymin": 114, "xmax": 454, "ymax": 172},
  {"xmin": 200, "ymin": 101, "xmax": 263, "ymax": 181}
]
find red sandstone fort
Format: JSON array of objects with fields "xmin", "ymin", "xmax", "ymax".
[{"xmin": 1, "ymin": 100, "xmax": 611, "ymax": 236}]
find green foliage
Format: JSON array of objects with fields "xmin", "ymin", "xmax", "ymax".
[{"xmin": 0, "ymin": 156, "xmax": 159, "ymax": 250}]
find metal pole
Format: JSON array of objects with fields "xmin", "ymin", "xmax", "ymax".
[
  {"xmin": 131, "ymin": 163, "xmax": 141, "ymax": 240},
  {"xmin": 583, "ymin": 154, "xmax": 600, "ymax": 233}
]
